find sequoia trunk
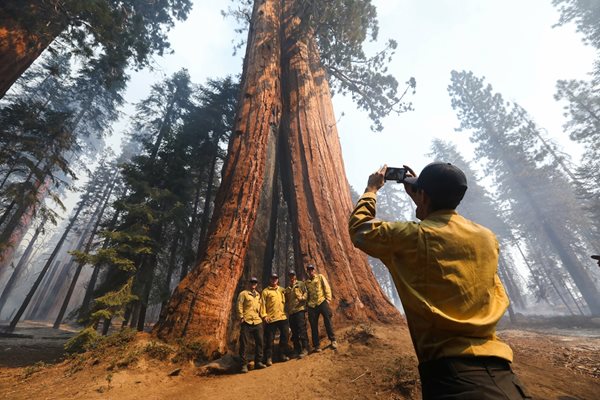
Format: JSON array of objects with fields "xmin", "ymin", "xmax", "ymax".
[
  {"xmin": 279, "ymin": 15, "xmax": 399, "ymax": 323},
  {"xmin": 154, "ymin": 0, "xmax": 283, "ymax": 356},
  {"xmin": 155, "ymin": 0, "xmax": 401, "ymax": 356}
]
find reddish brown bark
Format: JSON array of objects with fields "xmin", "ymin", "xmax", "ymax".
[
  {"xmin": 279, "ymin": 12, "xmax": 398, "ymax": 323},
  {"xmin": 0, "ymin": 3, "xmax": 64, "ymax": 98},
  {"xmin": 153, "ymin": 0, "xmax": 283, "ymax": 356},
  {"xmin": 155, "ymin": 0, "xmax": 400, "ymax": 357}
]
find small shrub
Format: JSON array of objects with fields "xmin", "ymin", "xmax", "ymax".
[
  {"xmin": 64, "ymin": 327, "xmax": 100, "ymax": 354},
  {"xmin": 172, "ymin": 339, "xmax": 207, "ymax": 363},
  {"xmin": 22, "ymin": 361, "xmax": 47, "ymax": 378},
  {"xmin": 145, "ymin": 341, "xmax": 174, "ymax": 361},
  {"xmin": 115, "ymin": 350, "xmax": 141, "ymax": 368},
  {"xmin": 99, "ymin": 328, "xmax": 137, "ymax": 350}
]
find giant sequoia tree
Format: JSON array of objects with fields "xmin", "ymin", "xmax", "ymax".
[{"xmin": 155, "ymin": 0, "xmax": 414, "ymax": 356}]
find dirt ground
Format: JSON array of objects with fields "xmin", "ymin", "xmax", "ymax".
[{"xmin": 0, "ymin": 318, "xmax": 598, "ymax": 400}]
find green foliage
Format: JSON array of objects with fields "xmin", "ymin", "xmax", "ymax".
[
  {"xmin": 5, "ymin": 0, "xmax": 191, "ymax": 71},
  {"xmin": 22, "ymin": 361, "xmax": 48, "ymax": 378},
  {"xmin": 298, "ymin": 1, "xmax": 416, "ymax": 130},
  {"xmin": 88, "ymin": 278, "xmax": 138, "ymax": 325},
  {"xmin": 225, "ymin": 0, "xmax": 415, "ymax": 131},
  {"xmin": 553, "ymin": 0, "xmax": 600, "ymax": 81},
  {"xmin": 74, "ymin": 74, "xmax": 239, "ymax": 332},
  {"xmin": 172, "ymin": 339, "xmax": 208, "ymax": 363},
  {"xmin": 553, "ymin": 0, "xmax": 600, "ymax": 50},
  {"xmin": 145, "ymin": 341, "xmax": 174, "ymax": 361},
  {"xmin": 64, "ymin": 327, "xmax": 101, "ymax": 354}
]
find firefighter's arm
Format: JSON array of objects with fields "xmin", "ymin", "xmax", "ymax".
[
  {"xmin": 236, "ymin": 292, "xmax": 244, "ymax": 321},
  {"xmin": 321, "ymin": 275, "xmax": 332, "ymax": 303}
]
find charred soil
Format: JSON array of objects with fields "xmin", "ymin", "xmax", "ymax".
[{"xmin": 0, "ymin": 319, "xmax": 598, "ymax": 400}]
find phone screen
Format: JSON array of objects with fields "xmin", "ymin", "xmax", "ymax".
[{"xmin": 384, "ymin": 167, "xmax": 406, "ymax": 182}]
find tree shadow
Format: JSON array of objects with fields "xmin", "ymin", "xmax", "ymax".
[{"xmin": 0, "ymin": 323, "xmax": 73, "ymax": 368}]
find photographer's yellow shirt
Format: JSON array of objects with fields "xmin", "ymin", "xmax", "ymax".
[{"xmin": 349, "ymin": 192, "xmax": 513, "ymax": 364}]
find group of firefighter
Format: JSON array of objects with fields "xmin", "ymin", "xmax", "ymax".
[{"xmin": 236, "ymin": 264, "xmax": 336, "ymax": 373}]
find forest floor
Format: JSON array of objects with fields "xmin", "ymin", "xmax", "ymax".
[{"xmin": 0, "ymin": 317, "xmax": 598, "ymax": 400}]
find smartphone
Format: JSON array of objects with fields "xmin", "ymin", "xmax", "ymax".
[{"xmin": 384, "ymin": 167, "xmax": 407, "ymax": 182}]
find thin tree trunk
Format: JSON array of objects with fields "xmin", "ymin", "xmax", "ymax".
[
  {"xmin": 0, "ymin": 160, "xmax": 47, "ymax": 272},
  {"xmin": 53, "ymin": 181, "xmax": 114, "ymax": 328},
  {"xmin": 78, "ymin": 207, "xmax": 122, "ymax": 320},
  {"xmin": 195, "ymin": 151, "xmax": 219, "ymax": 261},
  {"xmin": 0, "ymin": 215, "xmax": 47, "ymax": 315},
  {"xmin": 149, "ymin": 95, "xmax": 177, "ymax": 164},
  {"xmin": 159, "ymin": 232, "xmax": 181, "ymax": 318},
  {"xmin": 6, "ymin": 187, "xmax": 91, "ymax": 331},
  {"xmin": 27, "ymin": 260, "xmax": 62, "ymax": 320},
  {"xmin": 498, "ymin": 254, "xmax": 525, "ymax": 309},
  {"xmin": 102, "ymin": 317, "xmax": 112, "ymax": 335},
  {"xmin": 478, "ymin": 112, "xmax": 600, "ymax": 314},
  {"xmin": 179, "ymin": 172, "xmax": 203, "ymax": 281}
]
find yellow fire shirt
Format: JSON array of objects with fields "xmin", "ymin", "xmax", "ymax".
[
  {"xmin": 305, "ymin": 273, "xmax": 332, "ymax": 308},
  {"xmin": 260, "ymin": 286, "xmax": 287, "ymax": 322},
  {"xmin": 349, "ymin": 192, "xmax": 513, "ymax": 364},
  {"xmin": 285, "ymin": 281, "xmax": 308, "ymax": 315},
  {"xmin": 237, "ymin": 289, "xmax": 262, "ymax": 325}
]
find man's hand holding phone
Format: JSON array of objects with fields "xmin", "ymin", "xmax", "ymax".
[
  {"xmin": 365, "ymin": 164, "xmax": 418, "ymax": 196},
  {"xmin": 366, "ymin": 165, "xmax": 387, "ymax": 194},
  {"xmin": 402, "ymin": 165, "xmax": 418, "ymax": 200}
]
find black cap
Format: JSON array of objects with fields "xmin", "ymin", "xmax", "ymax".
[
  {"xmin": 404, "ymin": 162, "xmax": 467, "ymax": 199},
  {"xmin": 250, "ymin": 276, "xmax": 258, "ymax": 283},
  {"xmin": 592, "ymin": 255, "xmax": 600, "ymax": 260},
  {"xmin": 270, "ymin": 273, "xmax": 279, "ymax": 279},
  {"xmin": 288, "ymin": 270, "xmax": 296, "ymax": 276},
  {"xmin": 307, "ymin": 264, "xmax": 315, "ymax": 270}
]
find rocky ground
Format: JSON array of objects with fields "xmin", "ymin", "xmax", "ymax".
[{"xmin": 0, "ymin": 318, "xmax": 598, "ymax": 399}]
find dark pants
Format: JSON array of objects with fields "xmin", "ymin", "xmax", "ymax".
[
  {"xmin": 239, "ymin": 322, "xmax": 263, "ymax": 364},
  {"xmin": 263, "ymin": 319, "xmax": 290, "ymax": 361},
  {"xmin": 418, "ymin": 356, "xmax": 532, "ymax": 400},
  {"xmin": 308, "ymin": 301, "xmax": 335, "ymax": 348},
  {"xmin": 288, "ymin": 310, "xmax": 309, "ymax": 354}
]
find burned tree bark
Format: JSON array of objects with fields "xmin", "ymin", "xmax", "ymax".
[
  {"xmin": 154, "ymin": 0, "xmax": 283, "ymax": 355},
  {"xmin": 0, "ymin": 3, "xmax": 64, "ymax": 98},
  {"xmin": 279, "ymin": 15, "xmax": 398, "ymax": 323},
  {"xmin": 155, "ymin": 0, "xmax": 400, "ymax": 356}
]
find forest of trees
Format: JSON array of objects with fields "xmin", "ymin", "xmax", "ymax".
[{"xmin": 0, "ymin": 0, "xmax": 598, "ymax": 361}]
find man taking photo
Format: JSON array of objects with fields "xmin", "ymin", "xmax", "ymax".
[{"xmin": 348, "ymin": 162, "xmax": 531, "ymax": 400}]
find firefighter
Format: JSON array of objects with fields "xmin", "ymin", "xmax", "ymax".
[
  {"xmin": 261, "ymin": 273, "xmax": 290, "ymax": 366},
  {"xmin": 285, "ymin": 270, "xmax": 309, "ymax": 358},
  {"xmin": 305, "ymin": 264, "xmax": 337, "ymax": 352},
  {"xmin": 236, "ymin": 276, "xmax": 266, "ymax": 373}
]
